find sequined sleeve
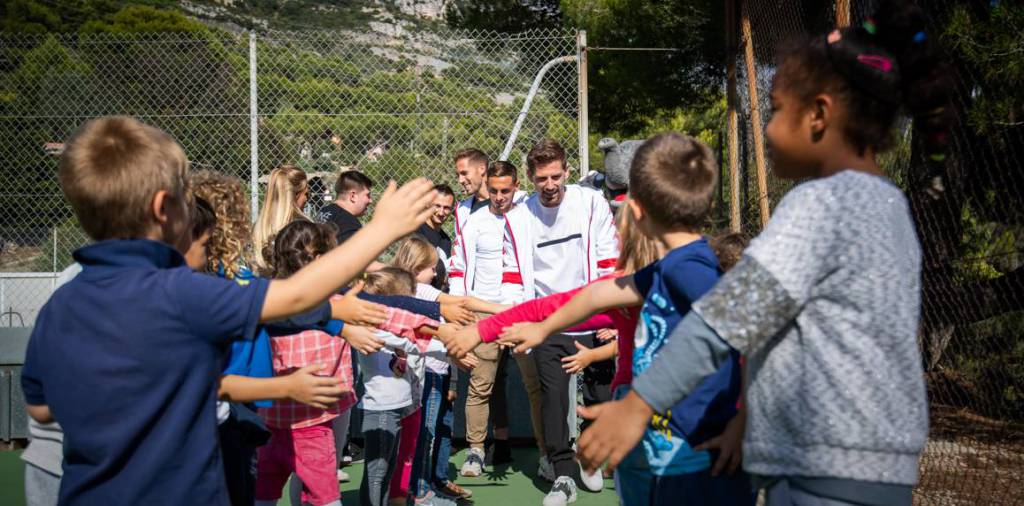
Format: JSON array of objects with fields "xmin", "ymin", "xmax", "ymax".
[{"xmin": 692, "ymin": 255, "xmax": 799, "ymax": 354}]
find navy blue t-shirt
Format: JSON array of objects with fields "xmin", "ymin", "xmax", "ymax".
[
  {"xmin": 21, "ymin": 239, "xmax": 269, "ymax": 505},
  {"xmin": 631, "ymin": 238, "xmax": 741, "ymax": 475}
]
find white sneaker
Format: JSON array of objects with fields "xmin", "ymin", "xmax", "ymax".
[
  {"xmin": 460, "ymin": 447, "xmax": 485, "ymax": 477},
  {"xmin": 538, "ymin": 455, "xmax": 556, "ymax": 482},
  {"xmin": 336, "ymin": 468, "xmax": 350, "ymax": 482},
  {"xmin": 542, "ymin": 476, "xmax": 578, "ymax": 506},
  {"xmin": 577, "ymin": 462, "xmax": 603, "ymax": 492}
]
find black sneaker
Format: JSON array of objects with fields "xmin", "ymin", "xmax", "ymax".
[{"xmin": 346, "ymin": 442, "xmax": 365, "ymax": 465}]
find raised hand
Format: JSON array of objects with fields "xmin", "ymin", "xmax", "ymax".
[
  {"xmin": 368, "ymin": 178, "xmax": 437, "ymax": 236},
  {"xmin": 284, "ymin": 364, "xmax": 345, "ymax": 410},
  {"xmin": 341, "ymin": 324, "xmax": 386, "ymax": 355},
  {"xmin": 333, "ymin": 281, "xmax": 387, "ymax": 326}
]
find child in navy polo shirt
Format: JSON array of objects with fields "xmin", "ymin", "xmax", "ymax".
[
  {"xmin": 499, "ymin": 132, "xmax": 753, "ymax": 506},
  {"xmin": 20, "ymin": 116, "xmax": 437, "ymax": 505}
]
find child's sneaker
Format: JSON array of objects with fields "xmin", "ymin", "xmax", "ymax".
[
  {"xmin": 459, "ymin": 447, "xmax": 485, "ymax": 477},
  {"xmin": 537, "ymin": 455, "xmax": 555, "ymax": 482},
  {"xmin": 577, "ymin": 461, "xmax": 603, "ymax": 492},
  {"xmin": 542, "ymin": 476, "xmax": 578, "ymax": 506},
  {"xmin": 413, "ymin": 490, "xmax": 437, "ymax": 505},
  {"xmin": 337, "ymin": 468, "xmax": 351, "ymax": 482},
  {"xmin": 436, "ymin": 481, "xmax": 472, "ymax": 500}
]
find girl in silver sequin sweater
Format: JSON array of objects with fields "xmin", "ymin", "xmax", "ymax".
[{"xmin": 575, "ymin": 2, "xmax": 952, "ymax": 504}]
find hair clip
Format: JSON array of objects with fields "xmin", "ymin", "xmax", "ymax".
[
  {"xmin": 857, "ymin": 54, "xmax": 893, "ymax": 73},
  {"xmin": 929, "ymin": 153, "xmax": 947, "ymax": 163},
  {"xmin": 913, "ymin": 31, "xmax": 927, "ymax": 43},
  {"xmin": 862, "ymin": 19, "xmax": 877, "ymax": 35}
]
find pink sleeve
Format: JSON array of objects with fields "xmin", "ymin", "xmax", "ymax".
[
  {"xmin": 379, "ymin": 308, "xmax": 440, "ymax": 352},
  {"xmin": 477, "ymin": 286, "xmax": 617, "ymax": 342}
]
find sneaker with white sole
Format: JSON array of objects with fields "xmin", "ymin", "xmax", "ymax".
[
  {"xmin": 542, "ymin": 476, "xmax": 578, "ymax": 506},
  {"xmin": 538, "ymin": 455, "xmax": 555, "ymax": 482},
  {"xmin": 337, "ymin": 468, "xmax": 351, "ymax": 482},
  {"xmin": 460, "ymin": 447, "xmax": 485, "ymax": 477},
  {"xmin": 577, "ymin": 462, "xmax": 603, "ymax": 492}
]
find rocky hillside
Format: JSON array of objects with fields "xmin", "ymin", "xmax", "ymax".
[{"xmin": 177, "ymin": 0, "xmax": 450, "ymax": 33}]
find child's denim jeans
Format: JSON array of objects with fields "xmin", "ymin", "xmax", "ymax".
[
  {"xmin": 359, "ymin": 408, "xmax": 405, "ymax": 506},
  {"xmin": 410, "ymin": 371, "xmax": 454, "ymax": 497}
]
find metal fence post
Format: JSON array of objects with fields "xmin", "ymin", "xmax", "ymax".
[
  {"xmin": 576, "ymin": 30, "xmax": 589, "ymax": 179},
  {"xmin": 249, "ymin": 31, "xmax": 260, "ymax": 222}
]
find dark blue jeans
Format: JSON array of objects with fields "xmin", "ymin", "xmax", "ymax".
[{"xmin": 411, "ymin": 371, "xmax": 454, "ymax": 497}]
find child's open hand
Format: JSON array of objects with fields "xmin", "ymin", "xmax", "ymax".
[
  {"xmin": 455, "ymin": 352, "xmax": 479, "ymax": 371},
  {"xmin": 497, "ymin": 322, "xmax": 548, "ymax": 353},
  {"xmin": 446, "ymin": 325, "xmax": 482, "ymax": 359},
  {"xmin": 341, "ymin": 325, "xmax": 386, "ymax": 355},
  {"xmin": 561, "ymin": 341, "xmax": 595, "ymax": 374},
  {"xmin": 285, "ymin": 364, "xmax": 345, "ymax": 410},
  {"xmin": 694, "ymin": 409, "xmax": 745, "ymax": 476},
  {"xmin": 440, "ymin": 300, "xmax": 475, "ymax": 325},
  {"xmin": 576, "ymin": 390, "xmax": 653, "ymax": 473},
  {"xmin": 333, "ymin": 281, "xmax": 387, "ymax": 326},
  {"xmin": 368, "ymin": 178, "xmax": 437, "ymax": 237},
  {"xmin": 434, "ymin": 323, "xmax": 460, "ymax": 346},
  {"xmin": 596, "ymin": 328, "xmax": 618, "ymax": 342}
]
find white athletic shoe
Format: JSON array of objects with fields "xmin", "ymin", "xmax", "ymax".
[
  {"xmin": 538, "ymin": 455, "xmax": 556, "ymax": 482},
  {"xmin": 336, "ymin": 468, "xmax": 350, "ymax": 482},
  {"xmin": 577, "ymin": 462, "xmax": 604, "ymax": 492},
  {"xmin": 460, "ymin": 447, "xmax": 485, "ymax": 477},
  {"xmin": 542, "ymin": 476, "xmax": 578, "ymax": 506}
]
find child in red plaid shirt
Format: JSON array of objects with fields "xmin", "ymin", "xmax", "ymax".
[
  {"xmin": 255, "ymin": 222, "xmax": 358, "ymax": 506},
  {"xmin": 358, "ymin": 268, "xmax": 450, "ymax": 506}
]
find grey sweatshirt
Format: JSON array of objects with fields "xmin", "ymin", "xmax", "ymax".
[{"xmin": 633, "ymin": 171, "xmax": 928, "ymax": 486}]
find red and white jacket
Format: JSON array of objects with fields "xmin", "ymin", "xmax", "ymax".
[
  {"xmin": 501, "ymin": 184, "xmax": 619, "ymax": 304},
  {"xmin": 447, "ymin": 191, "xmax": 528, "ymax": 302}
]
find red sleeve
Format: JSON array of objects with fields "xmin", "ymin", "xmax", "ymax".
[
  {"xmin": 478, "ymin": 289, "xmax": 581, "ymax": 342},
  {"xmin": 477, "ymin": 281, "xmax": 624, "ymax": 342}
]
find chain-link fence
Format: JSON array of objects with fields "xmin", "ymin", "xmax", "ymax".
[
  {"xmin": 0, "ymin": 27, "xmax": 582, "ymax": 325},
  {"xmin": 727, "ymin": 1, "xmax": 1024, "ymax": 504}
]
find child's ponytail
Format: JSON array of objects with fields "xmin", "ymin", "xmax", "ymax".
[
  {"xmin": 775, "ymin": 0, "xmax": 952, "ymax": 188},
  {"xmin": 872, "ymin": 0, "xmax": 953, "ymax": 192}
]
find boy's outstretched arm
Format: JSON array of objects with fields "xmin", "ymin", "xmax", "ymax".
[
  {"xmin": 218, "ymin": 364, "xmax": 344, "ymax": 410},
  {"xmin": 577, "ymin": 310, "xmax": 734, "ymax": 472},
  {"xmin": 437, "ymin": 294, "xmax": 508, "ymax": 315},
  {"xmin": 330, "ymin": 282, "xmax": 387, "ymax": 327},
  {"xmin": 499, "ymin": 276, "xmax": 642, "ymax": 353},
  {"xmin": 261, "ymin": 179, "xmax": 436, "ymax": 322}
]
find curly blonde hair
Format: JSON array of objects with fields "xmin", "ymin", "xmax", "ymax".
[{"xmin": 190, "ymin": 170, "xmax": 252, "ymax": 279}]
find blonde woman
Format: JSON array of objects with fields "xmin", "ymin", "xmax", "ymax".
[{"xmin": 252, "ymin": 165, "xmax": 309, "ymax": 274}]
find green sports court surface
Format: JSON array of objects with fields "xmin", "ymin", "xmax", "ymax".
[{"xmin": 0, "ymin": 447, "xmax": 619, "ymax": 505}]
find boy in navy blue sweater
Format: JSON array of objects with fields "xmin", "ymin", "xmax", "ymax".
[
  {"xmin": 20, "ymin": 116, "xmax": 436, "ymax": 505},
  {"xmin": 500, "ymin": 132, "xmax": 753, "ymax": 506}
]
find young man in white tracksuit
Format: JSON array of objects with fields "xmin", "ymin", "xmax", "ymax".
[
  {"xmin": 447, "ymin": 150, "xmax": 544, "ymax": 479},
  {"xmin": 502, "ymin": 139, "xmax": 620, "ymax": 506}
]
